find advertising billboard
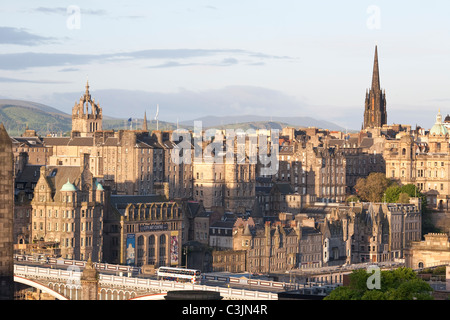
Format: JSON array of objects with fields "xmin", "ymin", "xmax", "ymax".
[
  {"xmin": 170, "ymin": 231, "xmax": 179, "ymax": 266},
  {"xmin": 126, "ymin": 234, "xmax": 135, "ymax": 266}
]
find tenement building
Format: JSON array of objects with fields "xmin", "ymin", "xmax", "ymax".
[
  {"xmin": 212, "ymin": 219, "xmax": 299, "ymax": 274},
  {"xmin": 324, "ymin": 202, "xmax": 421, "ymax": 263},
  {"xmin": 30, "ymin": 155, "xmax": 105, "ymax": 262},
  {"xmin": 0, "ymin": 123, "xmax": 14, "ymax": 300}
]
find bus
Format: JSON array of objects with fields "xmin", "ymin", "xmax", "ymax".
[{"xmin": 156, "ymin": 267, "xmax": 201, "ymax": 284}]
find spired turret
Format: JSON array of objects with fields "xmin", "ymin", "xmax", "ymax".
[
  {"xmin": 363, "ymin": 46, "xmax": 387, "ymax": 129},
  {"xmin": 72, "ymin": 81, "xmax": 103, "ymax": 137}
]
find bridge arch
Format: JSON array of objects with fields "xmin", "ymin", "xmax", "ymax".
[{"xmin": 14, "ymin": 275, "xmax": 68, "ymax": 300}]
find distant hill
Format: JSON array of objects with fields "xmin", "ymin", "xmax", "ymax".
[
  {"xmin": 0, "ymin": 99, "xmax": 178, "ymax": 136},
  {"xmin": 180, "ymin": 115, "xmax": 346, "ymax": 131},
  {"xmin": 0, "ymin": 99, "xmax": 347, "ymax": 136},
  {"xmin": 0, "ymin": 99, "xmax": 72, "ymax": 136}
]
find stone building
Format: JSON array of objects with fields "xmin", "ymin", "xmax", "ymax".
[
  {"xmin": 71, "ymin": 81, "xmax": 102, "ymax": 137},
  {"xmin": 103, "ymin": 195, "xmax": 183, "ymax": 267},
  {"xmin": 211, "ymin": 250, "xmax": 247, "ymax": 273},
  {"xmin": 30, "ymin": 155, "xmax": 105, "ymax": 262},
  {"xmin": 405, "ymin": 233, "xmax": 450, "ymax": 269},
  {"xmin": 0, "ymin": 123, "xmax": 14, "ymax": 300},
  {"xmin": 298, "ymin": 225, "xmax": 323, "ymax": 269},
  {"xmin": 13, "ymin": 165, "xmax": 42, "ymax": 249},
  {"xmin": 211, "ymin": 218, "xmax": 299, "ymax": 274},
  {"xmin": 384, "ymin": 110, "xmax": 450, "ymax": 209},
  {"xmin": 191, "ymin": 135, "xmax": 256, "ymax": 213},
  {"xmin": 43, "ymin": 83, "xmax": 173, "ymax": 197},
  {"xmin": 11, "ymin": 132, "xmax": 52, "ymax": 175},
  {"xmin": 209, "ymin": 219, "xmax": 235, "ymax": 250},
  {"xmin": 323, "ymin": 202, "xmax": 421, "ymax": 264}
]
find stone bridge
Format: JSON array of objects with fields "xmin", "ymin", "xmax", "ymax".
[{"xmin": 14, "ymin": 264, "xmax": 279, "ymax": 300}]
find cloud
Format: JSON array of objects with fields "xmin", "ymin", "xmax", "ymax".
[
  {"xmin": 0, "ymin": 26, "xmax": 55, "ymax": 46},
  {"xmin": 147, "ymin": 61, "xmax": 199, "ymax": 69},
  {"xmin": 0, "ymin": 76, "xmax": 69, "ymax": 84},
  {"xmin": 147, "ymin": 57, "xmax": 239, "ymax": 69},
  {"xmin": 0, "ymin": 48, "xmax": 293, "ymax": 70},
  {"xmin": 58, "ymin": 67, "xmax": 80, "ymax": 72}
]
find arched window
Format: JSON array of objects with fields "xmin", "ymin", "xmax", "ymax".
[{"xmin": 147, "ymin": 235, "xmax": 156, "ymax": 265}]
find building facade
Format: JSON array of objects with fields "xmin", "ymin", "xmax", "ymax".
[
  {"xmin": 103, "ymin": 196, "xmax": 183, "ymax": 267},
  {"xmin": 0, "ymin": 123, "xmax": 14, "ymax": 300},
  {"xmin": 405, "ymin": 233, "xmax": 450, "ymax": 269},
  {"xmin": 384, "ymin": 110, "xmax": 450, "ymax": 209},
  {"xmin": 30, "ymin": 156, "xmax": 105, "ymax": 262}
]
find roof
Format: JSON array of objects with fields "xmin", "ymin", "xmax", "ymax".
[
  {"xmin": 61, "ymin": 179, "xmax": 77, "ymax": 192},
  {"xmin": 110, "ymin": 194, "xmax": 163, "ymax": 206},
  {"xmin": 210, "ymin": 220, "xmax": 235, "ymax": 229},
  {"xmin": 360, "ymin": 137, "xmax": 374, "ymax": 149},
  {"xmin": 273, "ymin": 183, "xmax": 294, "ymax": 195},
  {"xmin": 15, "ymin": 165, "xmax": 42, "ymax": 183},
  {"xmin": 42, "ymin": 137, "xmax": 71, "ymax": 146},
  {"xmin": 301, "ymin": 226, "xmax": 321, "ymax": 235}
]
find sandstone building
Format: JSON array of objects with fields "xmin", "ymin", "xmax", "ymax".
[
  {"xmin": 103, "ymin": 195, "xmax": 183, "ymax": 267},
  {"xmin": 405, "ymin": 233, "xmax": 450, "ymax": 269},
  {"xmin": 0, "ymin": 123, "xmax": 14, "ymax": 300},
  {"xmin": 384, "ymin": 110, "xmax": 450, "ymax": 209},
  {"xmin": 30, "ymin": 155, "xmax": 105, "ymax": 262}
]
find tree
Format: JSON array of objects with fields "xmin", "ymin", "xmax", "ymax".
[
  {"xmin": 324, "ymin": 267, "xmax": 434, "ymax": 300},
  {"xmin": 355, "ymin": 172, "xmax": 393, "ymax": 203},
  {"xmin": 398, "ymin": 192, "xmax": 410, "ymax": 203},
  {"xmin": 346, "ymin": 195, "xmax": 360, "ymax": 203},
  {"xmin": 384, "ymin": 185, "xmax": 401, "ymax": 203}
]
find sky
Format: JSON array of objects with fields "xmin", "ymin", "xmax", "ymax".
[{"xmin": 1, "ymin": 1, "xmax": 450, "ymax": 130}]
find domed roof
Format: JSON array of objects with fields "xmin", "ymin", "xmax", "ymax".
[
  {"xmin": 430, "ymin": 110, "xmax": 448, "ymax": 136},
  {"xmin": 60, "ymin": 179, "xmax": 77, "ymax": 192}
]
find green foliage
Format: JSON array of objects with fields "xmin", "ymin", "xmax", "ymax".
[
  {"xmin": 346, "ymin": 195, "xmax": 360, "ymax": 203},
  {"xmin": 384, "ymin": 185, "xmax": 401, "ymax": 203},
  {"xmin": 324, "ymin": 267, "xmax": 434, "ymax": 300},
  {"xmin": 398, "ymin": 192, "xmax": 410, "ymax": 203},
  {"xmin": 355, "ymin": 172, "xmax": 393, "ymax": 203}
]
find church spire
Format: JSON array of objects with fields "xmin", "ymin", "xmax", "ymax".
[
  {"xmin": 363, "ymin": 45, "xmax": 387, "ymax": 129},
  {"xmin": 371, "ymin": 45, "xmax": 380, "ymax": 91}
]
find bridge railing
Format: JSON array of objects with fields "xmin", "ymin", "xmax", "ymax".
[
  {"xmin": 14, "ymin": 265, "xmax": 278, "ymax": 300},
  {"xmin": 14, "ymin": 254, "xmax": 140, "ymax": 274},
  {"xmin": 99, "ymin": 274, "xmax": 277, "ymax": 300}
]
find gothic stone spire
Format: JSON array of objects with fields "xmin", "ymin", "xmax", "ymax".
[
  {"xmin": 363, "ymin": 45, "xmax": 387, "ymax": 129},
  {"xmin": 371, "ymin": 45, "xmax": 380, "ymax": 92}
]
